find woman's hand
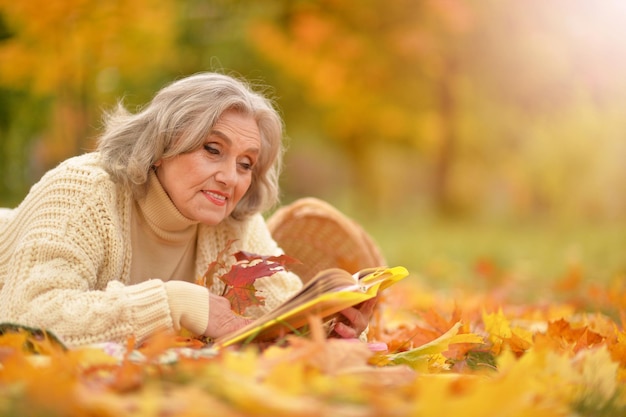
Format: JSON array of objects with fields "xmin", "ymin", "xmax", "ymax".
[
  {"xmin": 204, "ymin": 292, "xmax": 253, "ymax": 339},
  {"xmin": 332, "ymin": 296, "xmax": 378, "ymax": 339}
]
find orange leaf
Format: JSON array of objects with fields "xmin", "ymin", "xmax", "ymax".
[
  {"xmin": 547, "ymin": 318, "xmax": 605, "ymax": 353},
  {"xmin": 419, "ymin": 307, "xmax": 460, "ymax": 334},
  {"xmin": 108, "ymin": 336, "xmax": 144, "ymax": 392}
]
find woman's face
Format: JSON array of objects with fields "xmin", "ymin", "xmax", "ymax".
[{"xmin": 154, "ymin": 110, "xmax": 261, "ymax": 225}]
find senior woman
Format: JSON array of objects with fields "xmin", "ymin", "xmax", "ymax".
[{"xmin": 0, "ymin": 73, "xmax": 372, "ymax": 348}]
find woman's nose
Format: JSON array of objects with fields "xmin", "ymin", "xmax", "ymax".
[{"xmin": 214, "ymin": 160, "xmax": 237, "ymax": 185}]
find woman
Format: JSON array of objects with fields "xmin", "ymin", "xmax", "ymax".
[{"xmin": 0, "ymin": 73, "xmax": 372, "ymax": 347}]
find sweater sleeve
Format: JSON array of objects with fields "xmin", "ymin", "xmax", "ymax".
[
  {"xmin": 164, "ymin": 280, "xmax": 209, "ymax": 335},
  {"xmin": 0, "ymin": 156, "xmax": 176, "ymax": 347}
]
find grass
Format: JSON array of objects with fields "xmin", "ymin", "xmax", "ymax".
[{"xmin": 364, "ymin": 212, "xmax": 626, "ymax": 303}]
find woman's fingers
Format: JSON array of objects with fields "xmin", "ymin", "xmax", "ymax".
[
  {"xmin": 335, "ymin": 296, "xmax": 379, "ymax": 338},
  {"xmin": 205, "ymin": 293, "xmax": 253, "ymax": 338}
]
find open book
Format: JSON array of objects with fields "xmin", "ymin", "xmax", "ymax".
[{"xmin": 214, "ymin": 265, "xmax": 409, "ymax": 348}]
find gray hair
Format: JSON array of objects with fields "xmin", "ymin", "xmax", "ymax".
[{"xmin": 97, "ymin": 72, "xmax": 284, "ymax": 220}]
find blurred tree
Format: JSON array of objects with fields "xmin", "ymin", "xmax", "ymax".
[
  {"xmin": 243, "ymin": 0, "xmax": 478, "ymax": 214},
  {"xmin": 175, "ymin": 0, "xmax": 265, "ymax": 74},
  {"xmin": 244, "ymin": 0, "xmax": 626, "ymax": 219},
  {"xmin": 0, "ymin": 0, "xmax": 179, "ymax": 204}
]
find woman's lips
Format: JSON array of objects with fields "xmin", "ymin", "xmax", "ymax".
[{"xmin": 203, "ymin": 190, "xmax": 228, "ymax": 206}]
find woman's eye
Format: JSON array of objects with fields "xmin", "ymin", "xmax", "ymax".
[
  {"xmin": 239, "ymin": 158, "xmax": 254, "ymax": 171},
  {"xmin": 204, "ymin": 144, "xmax": 220, "ymax": 155}
]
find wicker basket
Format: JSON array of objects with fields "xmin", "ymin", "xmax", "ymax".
[{"xmin": 267, "ymin": 197, "xmax": 387, "ymax": 283}]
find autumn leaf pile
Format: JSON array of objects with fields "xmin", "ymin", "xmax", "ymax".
[{"xmin": 1, "ymin": 262, "xmax": 625, "ymax": 417}]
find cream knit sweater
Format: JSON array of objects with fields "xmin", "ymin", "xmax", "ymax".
[{"xmin": 0, "ymin": 152, "xmax": 302, "ymax": 347}]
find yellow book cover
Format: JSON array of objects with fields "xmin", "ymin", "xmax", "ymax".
[{"xmin": 214, "ymin": 266, "xmax": 409, "ymax": 348}]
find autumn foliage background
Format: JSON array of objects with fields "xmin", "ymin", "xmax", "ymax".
[{"xmin": 1, "ymin": 0, "xmax": 626, "ymax": 416}]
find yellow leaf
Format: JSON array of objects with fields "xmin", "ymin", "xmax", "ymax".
[
  {"xmin": 384, "ymin": 322, "xmax": 483, "ymax": 372},
  {"xmin": 483, "ymin": 308, "xmax": 512, "ymax": 354},
  {"xmin": 576, "ymin": 346, "xmax": 619, "ymax": 405},
  {"xmin": 483, "ymin": 309, "xmax": 533, "ymax": 354}
]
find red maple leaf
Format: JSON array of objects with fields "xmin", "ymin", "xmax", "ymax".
[
  {"xmin": 233, "ymin": 251, "xmax": 301, "ymax": 268},
  {"xmin": 217, "ymin": 251, "xmax": 301, "ymax": 315}
]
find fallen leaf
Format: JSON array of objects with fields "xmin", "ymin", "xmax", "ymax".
[{"xmin": 382, "ymin": 322, "xmax": 484, "ymax": 372}]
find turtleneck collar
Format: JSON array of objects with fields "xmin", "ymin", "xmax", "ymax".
[{"xmin": 136, "ymin": 170, "xmax": 198, "ymax": 242}]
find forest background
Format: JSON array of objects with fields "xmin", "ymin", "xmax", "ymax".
[{"xmin": 0, "ymin": 0, "xmax": 625, "ymax": 297}]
